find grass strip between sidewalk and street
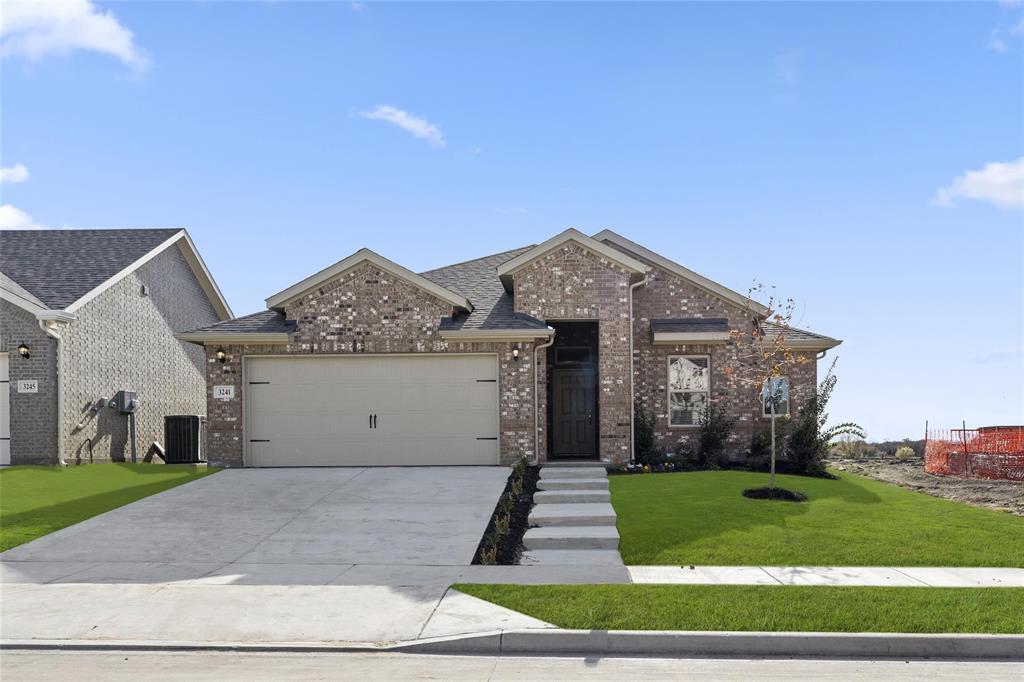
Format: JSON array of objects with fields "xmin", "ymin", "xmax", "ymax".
[
  {"xmin": 455, "ymin": 584, "xmax": 1024, "ymax": 634},
  {"xmin": 609, "ymin": 470, "xmax": 1024, "ymax": 567},
  {"xmin": 0, "ymin": 464, "xmax": 219, "ymax": 552}
]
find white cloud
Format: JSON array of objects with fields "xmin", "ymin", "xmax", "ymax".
[
  {"xmin": 774, "ymin": 48, "xmax": 802, "ymax": 84},
  {"xmin": 0, "ymin": 204, "xmax": 44, "ymax": 230},
  {"xmin": 932, "ymin": 157, "xmax": 1024, "ymax": 209},
  {"xmin": 988, "ymin": 30, "xmax": 1008, "ymax": 53},
  {"xmin": 0, "ymin": 0, "xmax": 146, "ymax": 68},
  {"xmin": 0, "ymin": 163, "xmax": 29, "ymax": 183},
  {"xmin": 358, "ymin": 105, "xmax": 446, "ymax": 148}
]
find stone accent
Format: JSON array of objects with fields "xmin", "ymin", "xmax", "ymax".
[
  {"xmin": 203, "ymin": 262, "xmax": 545, "ymax": 468},
  {"xmin": 624, "ymin": 249, "xmax": 818, "ymax": 460},
  {"xmin": 513, "ymin": 242, "xmax": 634, "ymax": 464},
  {"xmin": 59, "ymin": 246, "xmax": 220, "ymax": 464},
  {"xmin": 0, "ymin": 301, "xmax": 58, "ymax": 464}
]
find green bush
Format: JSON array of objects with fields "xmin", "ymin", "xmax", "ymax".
[
  {"xmin": 895, "ymin": 446, "xmax": 916, "ymax": 460},
  {"xmin": 785, "ymin": 360, "xmax": 864, "ymax": 475},
  {"xmin": 634, "ymin": 401, "xmax": 666, "ymax": 465},
  {"xmin": 697, "ymin": 401, "xmax": 736, "ymax": 469}
]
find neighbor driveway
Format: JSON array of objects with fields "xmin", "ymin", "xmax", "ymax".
[{"xmin": 0, "ymin": 467, "xmax": 546, "ymax": 645}]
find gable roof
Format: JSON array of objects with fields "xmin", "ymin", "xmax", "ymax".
[
  {"xmin": 593, "ymin": 229, "xmax": 770, "ymax": 316},
  {"xmin": 0, "ymin": 229, "xmax": 232, "ymax": 319},
  {"xmin": 420, "ymin": 247, "xmax": 552, "ymax": 338},
  {"xmin": 265, "ymin": 248, "xmax": 473, "ymax": 313},
  {"xmin": 495, "ymin": 228, "xmax": 649, "ymax": 292}
]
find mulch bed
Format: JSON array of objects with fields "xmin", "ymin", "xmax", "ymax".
[
  {"xmin": 742, "ymin": 486, "xmax": 808, "ymax": 502},
  {"xmin": 471, "ymin": 464, "xmax": 540, "ymax": 565}
]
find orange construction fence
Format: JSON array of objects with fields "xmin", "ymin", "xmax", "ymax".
[{"xmin": 924, "ymin": 426, "xmax": 1024, "ymax": 482}]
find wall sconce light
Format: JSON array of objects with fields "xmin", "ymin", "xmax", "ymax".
[
  {"xmin": 511, "ymin": 345, "xmax": 520, "ymax": 361},
  {"xmin": 17, "ymin": 343, "xmax": 30, "ymax": 359},
  {"xmin": 215, "ymin": 347, "xmax": 228, "ymax": 364}
]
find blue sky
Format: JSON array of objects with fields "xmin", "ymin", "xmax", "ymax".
[{"xmin": 2, "ymin": 1, "xmax": 1022, "ymax": 440}]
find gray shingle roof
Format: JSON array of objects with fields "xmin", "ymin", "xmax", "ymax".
[
  {"xmin": 186, "ymin": 309, "xmax": 295, "ymax": 334},
  {"xmin": 650, "ymin": 318, "xmax": 730, "ymax": 333},
  {"xmin": 421, "ymin": 247, "xmax": 549, "ymax": 332},
  {"xmin": 0, "ymin": 229, "xmax": 182, "ymax": 309},
  {"xmin": 763, "ymin": 321, "xmax": 839, "ymax": 344}
]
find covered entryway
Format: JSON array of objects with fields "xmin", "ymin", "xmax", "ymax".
[
  {"xmin": 244, "ymin": 354, "xmax": 499, "ymax": 467},
  {"xmin": 547, "ymin": 321, "xmax": 600, "ymax": 460}
]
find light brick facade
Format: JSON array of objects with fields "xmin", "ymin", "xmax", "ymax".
[{"xmin": 2, "ymin": 246, "xmax": 220, "ymax": 465}]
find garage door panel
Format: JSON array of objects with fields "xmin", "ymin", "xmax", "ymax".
[{"xmin": 245, "ymin": 355, "xmax": 499, "ymax": 467}]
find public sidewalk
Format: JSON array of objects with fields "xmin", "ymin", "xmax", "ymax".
[{"xmin": 626, "ymin": 566, "xmax": 1024, "ymax": 587}]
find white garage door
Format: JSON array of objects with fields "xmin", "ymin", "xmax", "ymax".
[{"xmin": 245, "ymin": 354, "xmax": 499, "ymax": 466}]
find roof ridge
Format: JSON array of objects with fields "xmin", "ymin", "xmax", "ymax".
[{"xmin": 419, "ymin": 244, "xmax": 535, "ymax": 275}]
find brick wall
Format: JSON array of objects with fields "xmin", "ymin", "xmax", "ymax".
[
  {"xmin": 60, "ymin": 245, "xmax": 220, "ymax": 463},
  {"xmin": 203, "ymin": 262, "xmax": 543, "ymax": 467},
  {"xmin": 512, "ymin": 242, "xmax": 634, "ymax": 464},
  {"xmin": 0, "ymin": 300, "xmax": 58, "ymax": 464},
  {"xmin": 626, "ymin": 254, "xmax": 819, "ymax": 460}
]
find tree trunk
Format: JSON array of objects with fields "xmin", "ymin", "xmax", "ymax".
[{"xmin": 769, "ymin": 399, "xmax": 777, "ymax": 489}]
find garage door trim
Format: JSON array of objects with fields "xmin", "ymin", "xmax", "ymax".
[{"xmin": 241, "ymin": 353, "xmax": 501, "ymax": 467}]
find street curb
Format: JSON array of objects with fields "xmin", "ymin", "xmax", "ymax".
[
  {"xmin": 4, "ymin": 630, "xmax": 1023, "ymax": 660},
  {"xmin": 398, "ymin": 629, "xmax": 1024, "ymax": 660}
]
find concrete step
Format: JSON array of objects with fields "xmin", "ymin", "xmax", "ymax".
[
  {"xmin": 523, "ymin": 526, "xmax": 620, "ymax": 550},
  {"xmin": 540, "ymin": 466, "xmax": 607, "ymax": 479},
  {"xmin": 529, "ymin": 503, "xmax": 617, "ymax": 527},
  {"xmin": 536, "ymin": 478, "xmax": 609, "ymax": 491},
  {"xmin": 533, "ymin": 489, "xmax": 611, "ymax": 504},
  {"xmin": 520, "ymin": 549, "xmax": 624, "ymax": 566}
]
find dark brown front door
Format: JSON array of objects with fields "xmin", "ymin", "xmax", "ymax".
[{"xmin": 552, "ymin": 368, "xmax": 597, "ymax": 458}]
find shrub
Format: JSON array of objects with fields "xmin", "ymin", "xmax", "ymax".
[
  {"xmin": 894, "ymin": 446, "xmax": 916, "ymax": 460},
  {"xmin": 748, "ymin": 423, "xmax": 789, "ymax": 471},
  {"xmin": 697, "ymin": 401, "xmax": 736, "ymax": 469},
  {"xmin": 633, "ymin": 401, "xmax": 664, "ymax": 465},
  {"xmin": 785, "ymin": 359, "xmax": 864, "ymax": 475}
]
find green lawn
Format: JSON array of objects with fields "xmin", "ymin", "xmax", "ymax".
[
  {"xmin": 0, "ymin": 464, "xmax": 218, "ymax": 552},
  {"xmin": 610, "ymin": 470, "xmax": 1024, "ymax": 567},
  {"xmin": 456, "ymin": 584, "xmax": 1024, "ymax": 633}
]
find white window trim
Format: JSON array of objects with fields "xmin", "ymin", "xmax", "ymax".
[
  {"xmin": 763, "ymin": 376, "xmax": 791, "ymax": 418},
  {"xmin": 667, "ymin": 354, "xmax": 710, "ymax": 429}
]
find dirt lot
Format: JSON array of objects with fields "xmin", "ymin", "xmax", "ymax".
[{"xmin": 830, "ymin": 457, "xmax": 1023, "ymax": 516}]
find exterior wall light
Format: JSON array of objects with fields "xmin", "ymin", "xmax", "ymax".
[
  {"xmin": 215, "ymin": 347, "xmax": 228, "ymax": 364},
  {"xmin": 17, "ymin": 343, "xmax": 30, "ymax": 359},
  {"xmin": 512, "ymin": 345, "xmax": 520, "ymax": 361}
]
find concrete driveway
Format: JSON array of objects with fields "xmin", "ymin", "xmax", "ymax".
[
  {"xmin": 0, "ymin": 467, "xmax": 553, "ymax": 645},
  {"xmin": 1, "ymin": 467, "xmax": 509, "ymax": 585}
]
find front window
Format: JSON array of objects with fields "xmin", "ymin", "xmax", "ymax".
[
  {"xmin": 668, "ymin": 356, "xmax": 710, "ymax": 426},
  {"xmin": 763, "ymin": 377, "xmax": 790, "ymax": 417}
]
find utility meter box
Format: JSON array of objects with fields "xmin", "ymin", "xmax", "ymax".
[{"xmin": 112, "ymin": 390, "xmax": 139, "ymax": 414}]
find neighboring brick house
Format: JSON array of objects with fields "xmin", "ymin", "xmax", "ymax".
[
  {"xmin": 0, "ymin": 229, "xmax": 232, "ymax": 465},
  {"xmin": 179, "ymin": 229, "xmax": 839, "ymax": 468}
]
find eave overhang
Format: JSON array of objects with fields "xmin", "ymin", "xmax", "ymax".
[
  {"xmin": 175, "ymin": 332, "xmax": 292, "ymax": 345},
  {"xmin": 439, "ymin": 327, "xmax": 555, "ymax": 342}
]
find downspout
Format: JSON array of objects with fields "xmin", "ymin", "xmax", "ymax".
[
  {"xmin": 38, "ymin": 319, "xmax": 67, "ymax": 467},
  {"xmin": 628, "ymin": 273, "xmax": 651, "ymax": 464},
  {"xmin": 532, "ymin": 332, "xmax": 556, "ymax": 466}
]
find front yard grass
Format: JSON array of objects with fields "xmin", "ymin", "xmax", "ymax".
[
  {"xmin": 0, "ymin": 464, "xmax": 218, "ymax": 552},
  {"xmin": 456, "ymin": 584, "xmax": 1024, "ymax": 633},
  {"xmin": 610, "ymin": 470, "xmax": 1024, "ymax": 567}
]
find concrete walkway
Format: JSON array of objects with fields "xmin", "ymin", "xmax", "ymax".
[{"xmin": 627, "ymin": 566, "xmax": 1024, "ymax": 587}]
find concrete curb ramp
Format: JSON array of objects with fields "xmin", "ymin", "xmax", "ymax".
[
  {"xmin": 399, "ymin": 629, "xmax": 1024, "ymax": 660},
  {"xmin": 5, "ymin": 630, "xmax": 1022, "ymax": 660}
]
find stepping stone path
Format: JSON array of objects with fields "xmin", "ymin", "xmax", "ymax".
[{"xmin": 522, "ymin": 465, "xmax": 623, "ymax": 566}]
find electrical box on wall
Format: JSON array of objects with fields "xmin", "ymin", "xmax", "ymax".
[{"xmin": 111, "ymin": 390, "xmax": 139, "ymax": 414}]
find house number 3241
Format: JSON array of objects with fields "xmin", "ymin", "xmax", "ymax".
[{"xmin": 213, "ymin": 385, "xmax": 235, "ymax": 400}]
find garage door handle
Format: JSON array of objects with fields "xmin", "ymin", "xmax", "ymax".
[{"xmin": 373, "ymin": 414, "xmax": 378, "ymax": 429}]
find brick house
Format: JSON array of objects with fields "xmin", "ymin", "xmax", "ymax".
[
  {"xmin": 0, "ymin": 229, "xmax": 231, "ymax": 465},
  {"xmin": 179, "ymin": 229, "xmax": 839, "ymax": 468}
]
